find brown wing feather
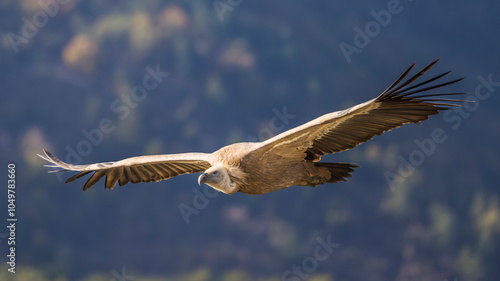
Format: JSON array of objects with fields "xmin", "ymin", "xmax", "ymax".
[
  {"xmin": 250, "ymin": 59, "xmax": 468, "ymax": 161},
  {"xmin": 38, "ymin": 149, "xmax": 212, "ymax": 191}
]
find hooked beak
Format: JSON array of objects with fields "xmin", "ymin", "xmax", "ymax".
[{"xmin": 198, "ymin": 173, "xmax": 208, "ymax": 185}]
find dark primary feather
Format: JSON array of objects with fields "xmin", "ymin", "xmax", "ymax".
[
  {"xmin": 253, "ymin": 59, "xmax": 469, "ymax": 162},
  {"xmin": 39, "ymin": 60, "xmax": 468, "ymax": 194},
  {"xmin": 304, "ymin": 59, "xmax": 467, "ymax": 161},
  {"xmin": 38, "ymin": 149, "xmax": 212, "ymax": 191},
  {"xmin": 78, "ymin": 161, "xmax": 210, "ymax": 191}
]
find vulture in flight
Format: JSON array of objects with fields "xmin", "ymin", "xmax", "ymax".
[{"xmin": 40, "ymin": 60, "xmax": 467, "ymax": 195}]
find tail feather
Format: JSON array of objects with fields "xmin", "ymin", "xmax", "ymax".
[{"xmin": 314, "ymin": 162, "xmax": 359, "ymax": 183}]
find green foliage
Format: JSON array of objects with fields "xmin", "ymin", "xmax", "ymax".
[{"xmin": 1, "ymin": 0, "xmax": 499, "ymax": 280}]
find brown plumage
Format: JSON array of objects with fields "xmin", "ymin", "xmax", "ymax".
[{"xmin": 39, "ymin": 60, "xmax": 468, "ymax": 195}]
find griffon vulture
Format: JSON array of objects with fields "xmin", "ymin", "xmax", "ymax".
[{"xmin": 39, "ymin": 60, "xmax": 467, "ymax": 195}]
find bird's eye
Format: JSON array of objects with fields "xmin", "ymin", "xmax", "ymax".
[{"xmin": 213, "ymin": 171, "xmax": 219, "ymax": 176}]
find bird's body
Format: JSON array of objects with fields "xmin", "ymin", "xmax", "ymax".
[
  {"xmin": 39, "ymin": 60, "xmax": 468, "ymax": 195},
  {"xmin": 210, "ymin": 142, "xmax": 357, "ymax": 194}
]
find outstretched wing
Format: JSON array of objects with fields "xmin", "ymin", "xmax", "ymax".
[
  {"xmin": 39, "ymin": 149, "xmax": 212, "ymax": 191},
  {"xmin": 249, "ymin": 59, "xmax": 468, "ymax": 161}
]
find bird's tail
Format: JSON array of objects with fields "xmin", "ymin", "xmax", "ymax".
[{"xmin": 314, "ymin": 162, "xmax": 359, "ymax": 183}]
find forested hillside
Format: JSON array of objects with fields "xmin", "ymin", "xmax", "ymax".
[{"xmin": 1, "ymin": 1, "xmax": 499, "ymax": 280}]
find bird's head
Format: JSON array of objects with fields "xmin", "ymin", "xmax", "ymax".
[{"xmin": 198, "ymin": 166, "xmax": 239, "ymax": 194}]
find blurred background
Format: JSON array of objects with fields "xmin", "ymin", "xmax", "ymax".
[{"xmin": 1, "ymin": 0, "xmax": 499, "ymax": 280}]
